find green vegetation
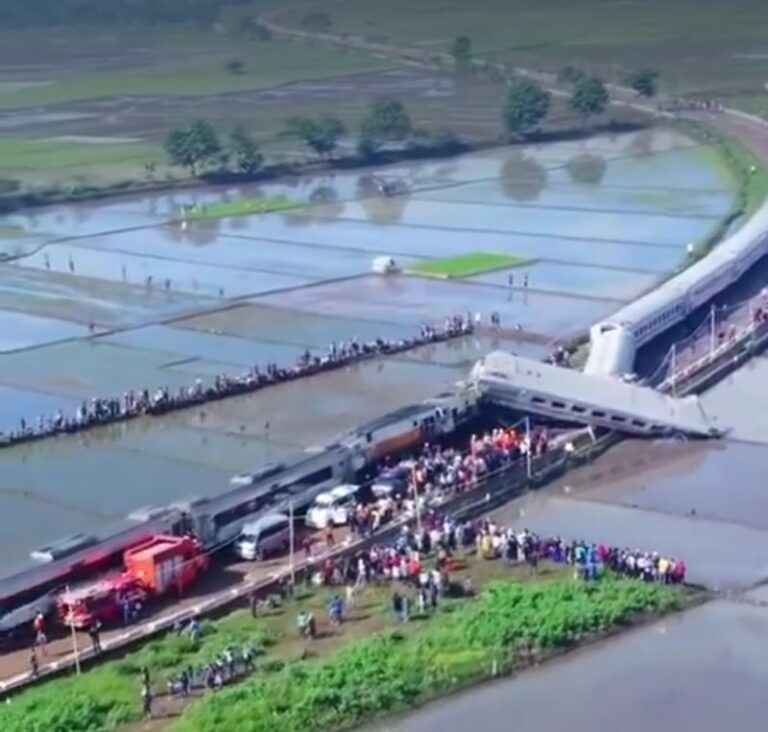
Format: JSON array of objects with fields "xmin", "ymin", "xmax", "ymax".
[
  {"xmin": 172, "ymin": 577, "xmax": 687, "ymax": 732},
  {"xmin": 0, "ymin": 138, "xmax": 161, "ymax": 171},
  {"xmin": 299, "ymin": 0, "xmax": 768, "ymax": 112},
  {"xmin": 0, "ymin": 225, "xmax": 26, "ymax": 239},
  {"xmin": 624, "ymin": 69, "xmax": 660, "ymax": 99},
  {"xmin": 708, "ymin": 129, "xmax": 768, "ymax": 216},
  {"xmin": 410, "ymin": 252, "xmax": 532, "ymax": 278},
  {"xmin": 503, "ymin": 78, "xmax": 551, "ymax": 138},
  {"xmin": 165, "ymin": 120, "xmax": 222, "ymax": 176},
  {"xmin": 451, "ymin": 35, "xmax": 473, "ymax": 67},
  {"xmin": 661, "ymin": 120, "xmax": 768, "ymax": 268},
  {"xmin": 229, "ymin": 127, "xmax": 264, "ymax": 175},
  {"xmin": 0, "ymin": 0, "xmax": 249, "ymax": 27},
  {"xmin": 284, "ymin": 115, "xmax": 347, "ymax": 158},
  {"xmin": 0, "ymin": 609, "xmax": 281, "ymax": 732},
  {"xmin": 182, "ymin": 195, "xmax": 304, "ymax": 221},
  {"xmin": 0, "ymin": 43, "xmax": 387, "ymax": 110},
  {"xmin": 570, "ymin": 76, "xmax": 610, "ymax": 123},
  {"xmin": 0, "ymin": 547, "xmax": 691, "ymax": 732},
  {"xmin": 359, "ymin": 97, "xmax": 413, "ymax": 156}
]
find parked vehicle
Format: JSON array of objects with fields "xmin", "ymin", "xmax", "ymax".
[
  {"xmin": 234, "ymin": 514, "xmax": 291, "ymax": 561},
  {"xmin": 123, "ymin": 535, "xmax": 208, "ymax": 595},
  {"xmin": 57, "ymin": 573, "xmax": 147, "ymax": 629},
  {"xmin": 305, "ymin": 484, "xmax": 360, "ymax": 528}
]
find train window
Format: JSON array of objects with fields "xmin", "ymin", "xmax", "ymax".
[
  {"xmin": 551, "ymin": 401, "xmax": 566, "ymax": 409},
  {"xmin": 610, "ymin": 415, "xmax": 626, "ymax": 423},
  {"xmin": 532, "ymin": 396, "xmax": 546, "ymax": 404},
  {"xmin": 571, "ymin": 405, "xmax": 586, "ymax": 413},
  {"xmin": 366, "ymin": 432, "xmax": 372, "ymax": 444},
  {"xmin": 631, "ymin": 419, "xmax": 647, "ymax": 428},
  {"xmin": 301, "ymin": 466, "xmax": 333, "ymax": 486},
  {"xmin": 592, "ymin": 410, "xmax": 606, "ymax": 418}
]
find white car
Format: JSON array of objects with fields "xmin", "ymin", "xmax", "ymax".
[{"xmin": 305, "ymin": 484, "xmax": 359, "ymax": 529}]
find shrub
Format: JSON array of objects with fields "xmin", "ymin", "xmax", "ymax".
[{"xmin": 172, "ymin": 578, "xmax": 684, "ymax": 732}]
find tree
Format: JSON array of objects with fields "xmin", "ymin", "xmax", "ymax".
[
  {"xmin": 228, "ymin": 127, "xmax": 263, "ymax": 175},
  {"xmin": 570, "ymin": 77, "xmax": 609, "ymax": 122},
  {"xmin": 164, "ymin": 120, "xmax": 221, "ymax": 176},
  {"xmin": 226, "ymin": 58, "xmax": 245, "ymax": 74},
  {"xmin": 451, "ymin": 35, "xmax": 472, "ymax": 66},
  {"xmin": 284, "ymin": 115, "xmax": 346, "ymax": 157},
  {"xmin": 625, "ymin": 69, "xmax": 659, "ymax": 98},
  {"xmin": 503, "ymin": 78, "xmax": 551, "ymax": 137},
  {"xmin": 358, "ymin": 97, "xmax": 412, "ymax": 155}
]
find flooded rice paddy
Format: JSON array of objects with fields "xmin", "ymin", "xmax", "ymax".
[
  {"xmin": 0, "ymin": 127, "xmax": 738, "ymax": 565},
  {"xmin": 377, "ymin": 597, "xmax": 768, "ymax": 732}
]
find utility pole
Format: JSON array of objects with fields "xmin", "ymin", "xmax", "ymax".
[
  {"xmin": 288, "ymin": 500, "xmax": 295, "ymax": 587},
  {"xmin": 411, "ymin": 464, "xmax": 423, "ymax": 537},
  {"xmin": 670, "ymin": 343, "xmax": 677, "ymax": 396},
  {"xmin": 525, "ymin": 416, "xmax": 533, "ymax": 480},
  {"xmin": 710, "ymin": 304, "xmax": 717, "ymax": 355},
  {"xmin": 65, "ymin": 587, "xmax": 81, "ymax": 675}
]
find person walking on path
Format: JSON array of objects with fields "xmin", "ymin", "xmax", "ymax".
[
  {"xmin": 88, "ymin": 620, "xmax": 102, "ymax": 654},
  {"xmin": 33, "ymin": 612, "xmax": 47, "ymax": 655},
  {"xmin": 141, "ymin": 680, "xmax": 153, "ymax": 718}
]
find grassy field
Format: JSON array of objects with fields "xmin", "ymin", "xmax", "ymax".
[
  {"xmin": 0, "ymin": 225, "xmax": 26, "ymax": 239},
  {"xmin": 298, "ymin": 0, "xmax": 768, "ymax": 106},
  {"xmin": 410, "ymin": 252, "xmax": 531, "ymax": 278},
  {"xmin": 0, "ymin": 42, "xmax": 388, "ymax": 110},
  {"xmin": 0, "ymin": 137, "xmax": 167, "ymax": 188},
  {"xmin": 0, "ymin": 552, "xmax": 692, "ymax": 732},
  {"xmin": 182, "ymin": 195, "xmax": 304, "ymax": 221}
]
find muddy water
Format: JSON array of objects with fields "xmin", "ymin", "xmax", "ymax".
[{"xmin": 375, "ymin": 599, "xmax": 768, "ymax": 732}]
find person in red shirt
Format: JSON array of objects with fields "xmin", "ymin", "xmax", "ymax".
[{"xmin": 33, "ymin": 612, "xmax": 47, "ymax": 655}]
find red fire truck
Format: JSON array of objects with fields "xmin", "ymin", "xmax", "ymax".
[
  {"xmin": 57, "ymin": 573, "xmax": 147, "ymax": 628},
  {"xmin": 55, "ymin": 534, "xmax": 208, "ymax": 628}
]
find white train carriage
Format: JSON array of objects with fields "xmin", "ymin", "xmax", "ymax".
[{"xmin": 586, "ymin": 198, "xmax": 768, "ymax": 378}]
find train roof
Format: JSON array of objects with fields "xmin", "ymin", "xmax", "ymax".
[
  {"xmin": 193, "ymin": 447, "xmax": 343, "ymax": 522},
  {"xmin": 353, "ymin": 392, "xmax": 467, "ymax": 436},
  {"xmin": 0, "ymin": 510, "xmax": 180, "ymax": 605},
  {"xmin": 606, "ymin": 198, "xmax": 768, "ymax": 329},
  {"xmin": 355, "ymin": 403, "xmax": 436, "ymax": 435}
]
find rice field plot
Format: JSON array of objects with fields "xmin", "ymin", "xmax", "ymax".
[
  {"xmin": 297, "ymin": 0, "xmax": 768, "ymax": 108},
  {"xmin": 409, "ymin": 251, "xmax": 532, "ymax": 278}
]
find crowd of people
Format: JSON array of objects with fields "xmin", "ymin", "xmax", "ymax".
[
  {"xmin": 1, "ymin": 318, "xmax": 473, "ymax": 448},
  {"xmin": 306, "ymin": 512, "xmax": 687, "ymax": 597},
  {"xmin": 659, "ymin": 97, "xmax": 724, "ymax": 113}
]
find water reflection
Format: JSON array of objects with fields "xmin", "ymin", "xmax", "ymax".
[
  {"xmin": 565, "ymin": 153, "xmax": 607, "ymax": 187},
  {"xmin": 626, "ymin": 129, "xmax": 654, "ymax": 158},
  {"xmin": 357, "ymin": 175, "xmax": 410, "ymax": 224},
  {"xmin": 162, "ymin": 219, "xmax": 222, "ymax": 247},
  {"xmin": 499, "ymin": 152, "xmax": 548, "ymax": 202}
]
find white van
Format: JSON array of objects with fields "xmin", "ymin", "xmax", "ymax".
[
  {"xmin": 305, "ymin": 484, "xmax": 359, "ymax": 529},
  {"xmin": 234, "ymin": 514, "xmax": 291, "ymax": 561}
]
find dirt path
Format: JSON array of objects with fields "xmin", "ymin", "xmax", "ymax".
[{"xmin": 258, "ymin": 0, "xmax": 768, "ymax": 167}]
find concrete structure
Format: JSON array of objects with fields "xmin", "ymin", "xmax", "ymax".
[{"xmin": 471, "ymin": 351, "xmax": 716, "ymax": 437}]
